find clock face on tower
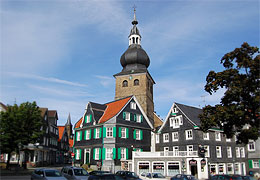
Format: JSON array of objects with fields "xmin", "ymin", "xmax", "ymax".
[{"xmin": 129, "ymin": 75, "xmax": 133, "ymax": 80}]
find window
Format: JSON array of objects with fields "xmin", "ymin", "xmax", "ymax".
[
  {"xmin": 121, "ymin": 148, "xmax": 126, "ymax": 160},
  {"xmin": 156, "ymin": 134, "xmax": 160, "ymax": 144},
  {"xmin": 95, "ymin": 148, "xmax": 100, "ymax": 160},
  {"xmin": 136, "ymin": 114, "xmax": 142, "ymax": 123},
  {"xmin": 170, "ymin": 116, "xmax": 183, "ymax": 128},
  {"xmin": 172, "ymin": 132, "xmax": 178, "ymax": 141},
  {"xmin": 240, "ymin": 147, "xmax": 245, "ymax": 158},
  {"xmin": 85, "ymin": 130, "xmax": 90, "ymax": 140},
  {"xmin": 253, "ymin": 161, "xmax": 260, "ymax": 168},
  {"xmin": 185, "ymin": 130, "xmax": 193, "ymax": 140},
  {"xmin": 106, "ymin": 148, "xmax": 113, "ymax": 160},
  {"xmin": 227, "ymin": 163, "xmax": 234, "ymax": 174},
  {"xmin": 173, "ymin": 146, "xmax": 179, "ymax": 156},
  {"xmin": 121, "ymin": 128, "xmax": 126, "ymax": 138},
  {"xmin": 123, "ymin": 80, "xmax": 128, "ymax": 87},
  {"xmin": 203, "ymin": 132, "xmax": 209, "ymax": 140},
  {"xmin": 76, "ymin": 149, "xmax": 80, "ymax": 160},
  {"xmin": 163, "ymin": 133, "xmax": 169, "ymax": 142},
  {"xmin": 136, "ymin": 130, "xmax": 141, "ymax": 140},
  {"xmin": 134, "ymin": 79, "xmax": 139, "ymax": 86},
  {"xmin": 76, "ymin": 131, "xmax": 80, "ymax": 141},
  {"xmin": 226, "ymin": 138, "xmax": 231, "ymax": 142},
  {"xmin": 248, "ymin": 141, "xmax": 256, "ymax": 151},
  {"xmin": 204, "ymin": 145, "xmax": 210, "ymax": 157},
  {"xmin": 215, "ymin": 132, "xmax": 221, "ymax": 141},
  {"xmin": 95, "ymin": 128, "xmax": 100, "ymax": 139},
  {"xmin": 187, "ymin": 145, "xmax": 193, "ymax": 155},
  {"xmin": 124, "ymin": 112, "xmax": 130, "ymax": 121},
  {"xmin": 130, "ymin": 102, "xmax": 136, "ymax": 109},
  {"xmin": 216, "ymin": 146, "xmax": 222, "ymax": 158},
  {"xmin": 236, "ymin": 147, "xmax": 240, "ymax": 158},
  {"xmin": 227, "ymin": 147, "xmax": 232, "ymax": 158},
  {"xmin": 85, "ymin": 114, "xmax": 91, "ymax": 123},
  {"xmin": 106, "ymin": 127, "xmax": 113, "ymax": 138}
]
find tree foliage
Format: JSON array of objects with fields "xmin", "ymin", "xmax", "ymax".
[
  {"xmin": 0, "ymin": 101, "xmax": 44, "ymax": 168},
  {"xmin": 199, "ymin": 42, "xmax": 260, "ymax": 144}
]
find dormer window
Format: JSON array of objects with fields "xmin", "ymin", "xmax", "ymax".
[
  {"xmin": 123, "ymin": 80, "xmax": 128, "ymax": 87},
  {"xmin": 134, "ymin": 79, "xmax": 139, "ymax": 86},
  {"xmin": 130, "ymin": 102, "xmax": 136, "ymax": 109}
]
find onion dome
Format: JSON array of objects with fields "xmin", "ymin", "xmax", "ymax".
[{"xmin": 120, "ymin": 9, "xmax": 150, "ymax": 72}]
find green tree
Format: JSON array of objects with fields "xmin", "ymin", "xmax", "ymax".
[
  {"xmin": 199, "ymin": 42, "xmax": 260, "ymax": 144},
  {"xmin": 0, "ymin": 101, "xmax": 44, "ymax": 169}
]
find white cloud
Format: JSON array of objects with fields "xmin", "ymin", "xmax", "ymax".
[{"xmin": 94, "ymin": 75, "xmax": 114, "ymax": 87}]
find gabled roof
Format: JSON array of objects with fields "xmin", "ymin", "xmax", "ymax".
[
  {"xmin": 0, "ymin": 102, "xmax": 7, "ymax": 112},
  {"xmin": 99, "ymin": 96, "xmax": 132, "ymax": 124},
  {"xmin": 75, "ymin": 117, "xmax": 83, "ymax": 129},
  {"xmin": 48, "ymin": 110, "xmax": 58, "ymax": 119},
  {"xmin": 39, "ymin": 108, "xmax": 48, "ymax": 117},
  {"xmin": 90, "ymin": 102, "xmax": 106, "ymax": 122},
  {"xmin": 158, "ymin": 102, "xmax": 202, "ymax": 132},
  {"xmin": 57, "ymin": 126, "xmax": 65, "ymax": 142}
]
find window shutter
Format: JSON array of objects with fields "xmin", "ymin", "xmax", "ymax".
[
  {"xmin": 99, "ymin": 128, "xmax": 102, "ymax": 138},
  {"xmin": 140, "ymin": 130, "xmax": 143, "ymax": 140},
  {"xmin": 93, "ymin": 148, "xmax": 96, "ymax": 160},
  {"xmin": 85, "ymin": 114, "xmax": 87, "ymax": 123},
  {"xmin": 94, "ymin": 128, "xmax": 96, "ymax": 139},
  {"xmin": 76, "ymin": 132, "xmax": 78, "ymax": 141},
  {"xmin": 103, "ymin": 127, "xmax": 106, "ymax": 138},
  {"xmin": 84, "ymin": 130, "xmax": 87, "ymax": 140},
  {"xmin": 90, "ymin": 114, "xmax": 92, "ymax": 122},
  {"xmin": 113, "ymin": 148, "xmax": 116, "ymax": 159},
  {"xmin": 133, "ymin": 129, "xmax": 136, "ymax": 139},
  {"xmin": 102, "ymin": 148, "xmax": 106, "ymax": 160},
  {"xmin": 126, "ymin": 128, "xmax": 129, "ymax": 138},
  {"xmin": 89, "ymin": 129, "xmax": 92, "ymax": 139},
  {"xmin": 126, "ymin": 148, "xmax": 129, "ymax": 159},
  {"xmin": 133, "ymin": 148, "xmax": 136, "ymax": 151},
  {"xmin": 118, "ymin": 148, "xmax": 121, "ymax": 159},
  {"xmin": 119, "ymin": 127, "xmax": 122, "ymax": 138},
  {"xmin": 123, "ymin": 112, "xmax": 126, "ymax": 120},
  {"xmin": 79, "ymin": 149, "xmax": 82, "ymax": 160},
  {"xmin": 141, "ymin": 115, "xmax": 143, "ymax": 123},
  {"xmin": 141, "ymin": 148, "xmax": 143, "ymax": 152},
  {"xmin": 130, "ymin": 113, "xmax": 134, "ymax": 121},
  {"xmin": 99, "ymin": 148, "xmax": 102, "ymax": 160},
  {"xmin": 80, "ymin": 131, "xmax": 82, "ymax": 140},
  {"xmin": 113, "ymin": 127, "xmax": 117, "ymax": 138},
  {"xmin": 248, "ymin": 160, "xmax": 253, "ymax": 168},
  {"xmin": 134, "ymin": 114, "xmax": 137, "ymax": 122}
]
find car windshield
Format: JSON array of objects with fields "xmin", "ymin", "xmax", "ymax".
[
  {"xmin": 152, "ymin": 173, "xmax": 165, "ymax": 178},
  {"xmin": 45, "ymin": 170, "xmax": 62, "ymax": 177},
  {"xmin": 232, "ymin": 176, "xmax": 242, "ymax": 180},
  {"xmin": 74, "ymin": 169, "xmax": 89, "ymax": 176},
  {"xmin": 126, "ymin": 172, "xmax": 139, "ymax": 178}
]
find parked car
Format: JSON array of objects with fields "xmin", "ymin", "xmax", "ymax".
[
  {"xmin": 116, "ymin": 171, "xmax": 141, "ymax": 180},
  {"xmin": 31, "ymin": 168, "xmax": 67, "ymax": 180},
  {"xmin": 89, "ymin": 171, "xmax": 110, "ymax": 175},
  {"xmin": 61, "ymin": 166, "xmax": 89, "ymax": 180},
  {"xmin": 242, "ymin": 176, "xmax": 256, "ymax": 180},
  {"xmin": 88, "ymin": 174, "xmax": 124, "ymax": 180},
  {"xmin": 170, "ymin": 174, "xmax": 197, "ymax": 180},
  {"xmin": 140, "ymin": 172, "xmax": 167, "ymax": 180},
  {"xmin": 210, "ymin": 175, "xmax": 243, "ymax": 180}
]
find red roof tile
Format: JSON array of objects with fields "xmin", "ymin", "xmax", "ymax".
[
  {"xmin": 99, "ymin": 96, "xmax": 131, "ymax": 124},
  {"xmin": 69, "ymin": 138, "xmax": 74, "ymax": 147},
  {"xmin": 75, "ymin": 117, "xmax": 83, "ymax": 129},
  {"xmin": 57, "ymin": 126, "xmax": 65, "ymax": 142}
]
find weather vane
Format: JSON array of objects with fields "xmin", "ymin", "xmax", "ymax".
[{"xmin": 133, "ymin": 4, "xmax": 137, "ymax": 12}]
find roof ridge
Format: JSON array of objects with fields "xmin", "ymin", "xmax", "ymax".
[
  {"xmin": 175, "ymin": 102, "xmax": 202, "ymax": 110},
  {"xmin": 105, "ymin": 95, "xmax": 133, "ymax": 105}
]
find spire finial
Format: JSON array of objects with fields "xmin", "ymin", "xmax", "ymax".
[{"xmin": 132, "ymin": 5, "xmax": 138, "ymax": 25}]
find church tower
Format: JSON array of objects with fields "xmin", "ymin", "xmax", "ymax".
[
  {"xmin": 114, "ymin": 10, "xmax": 155, "ymax": 126},
  {"xmin": 65, "ymin": 113, "xmax": 73, "ymax": 138}
]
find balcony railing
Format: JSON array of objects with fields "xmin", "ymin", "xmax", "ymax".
[{"xmin": 133, "ymin": 151, "xmax": 198, "ymax": 158}]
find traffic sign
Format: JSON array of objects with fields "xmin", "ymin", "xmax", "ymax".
[{"xmin": 71, "ymin": 153, "xmax": 75, "ymax": 157}]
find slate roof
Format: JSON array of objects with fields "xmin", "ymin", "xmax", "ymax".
[
  {"xmin": 175, "ymin": 103, "xmax": 203, "ymax": 126},
  {"xmin": 39, "ymin": 108, "xmax": 48, "ymax": 117},
  {"xmin": 90, "ymin": 102, "xmax": 106, "ymax": 122},
  {"xmin": 48, "ymin": 110, "xmax": 58, "ymax": 119}
]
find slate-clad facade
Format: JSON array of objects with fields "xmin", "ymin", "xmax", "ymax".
[{"xmin": 73, "ymin": 96, "xmax": 153, "ymax": 171}]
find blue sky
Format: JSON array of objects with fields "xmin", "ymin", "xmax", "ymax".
[{"xmin": 1, "ymin": 0, "xmax": 259, "ymax": 126}]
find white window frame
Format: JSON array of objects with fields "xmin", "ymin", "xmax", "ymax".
[
  {"xmin": 106, "ymin": 127, "xmax": 113, "ymax": 138},
  {"xmin": 240, "ymin": 147, "xmax": 245, "ymax": 158},
  {"xmin": 86, "ymin": 130, "xmax": 90, "ymax": 140},
  {"xmin": 95, "ymin": 148, "xmax": 99, "ymax": 160},
  {"xmin": 216, "ymin": 146, "xmax": 222, "ymax": 158},
  {"xmin": 77, "ymin": 131, "xmax": 80, "ymax": 141},
  {"xmin": 227, "ymin": 163, "xmax": 234, "ymax": 174},
  {"xmin": 227, "ymin": 146, "xmax": 232, "ymax": 158},
  {"xmin": 163, "ymin": 133, "xmax": 169, "ymax": 143},
  {"xmin": 253, "ymin": 161, "xmax": 260, "ymax": 168},
  {"xmin": 172, "ymin": 132, "xmax": 178, "ymax": 142},
  {"xmin": 203, "ymin": 132, "xmax": 209, "ymax": 140},
  {"xmin": 204, "ymin": 145, "xmax": 210, "ymax": 157},
  {"xmin": 215, "ymin": 132, "xmax": 221, "ymax": 141},
  {"xmin": 121, "ymin": 148, "xmax": 126, "ymax": 160},
  {"xmin": 76, "ymin": 149, "xmax": 80, "ymax": 160},
  {"xmin": 236, "ymin": 147, "xmax": 240, "ymax": 158},
  {"xmin": 185, "ymin": 130, "xmax": 193, "ymax": 140},
  {"xmin": 85, "ymin": 115, "xmax": 91, "ymax": 123},
  {"xmin": 173, "ymin": 146, "xmax": 179, "ymax": 156},
  {"xmin": 95, "ymin": 128, "xmax": 100, "ymax": 139},
  {"xmin": 156, "ymin": 134, "xmax": 160, "ymax": 144},
  {"xmin": 121, "ymin": 128, "xmax": 126, "ymax": 138},
  {"xmin": 106, "ymin": 148, "xmax": 113, "ymax": 160},
  {"xmin": 136, "ymin": 130, "xmax": 141, "ymax": 140},
  {"xmin": 248, "ymin": 141, "xmax": 256, "ymax": 151},
  {"xmin": 187, "ymin": 145, "xmax": 193, "ymax": 156},
  {"xmin": 130, "ymin": 102, "xmax": 136, "ymax": 110},
  {"xmin": 125, "ymin": 112, "xmax": 130, "ymax": 121},
  {"xmin": 226, "ymin": 138, "xmax": 231, "ymax": 142},
  {"xmin": 136, "ymin": 114, "xmax": 142, "ymax": 123}
]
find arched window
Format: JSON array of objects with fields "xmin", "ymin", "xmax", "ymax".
[
  {"xmin": 134, "ymin": 79, "xmax": 139, "ymax": 86},
  {"xmin": 136, "ymin": 37, "xmax": 139, "ymax": 44},
  {"xmin": 132, "ymin": 38, "xmax": 135, "ymax": 44},
  {"xmin": 123, "ymin": 80, "xmax": 128, "ymax": 87}
]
